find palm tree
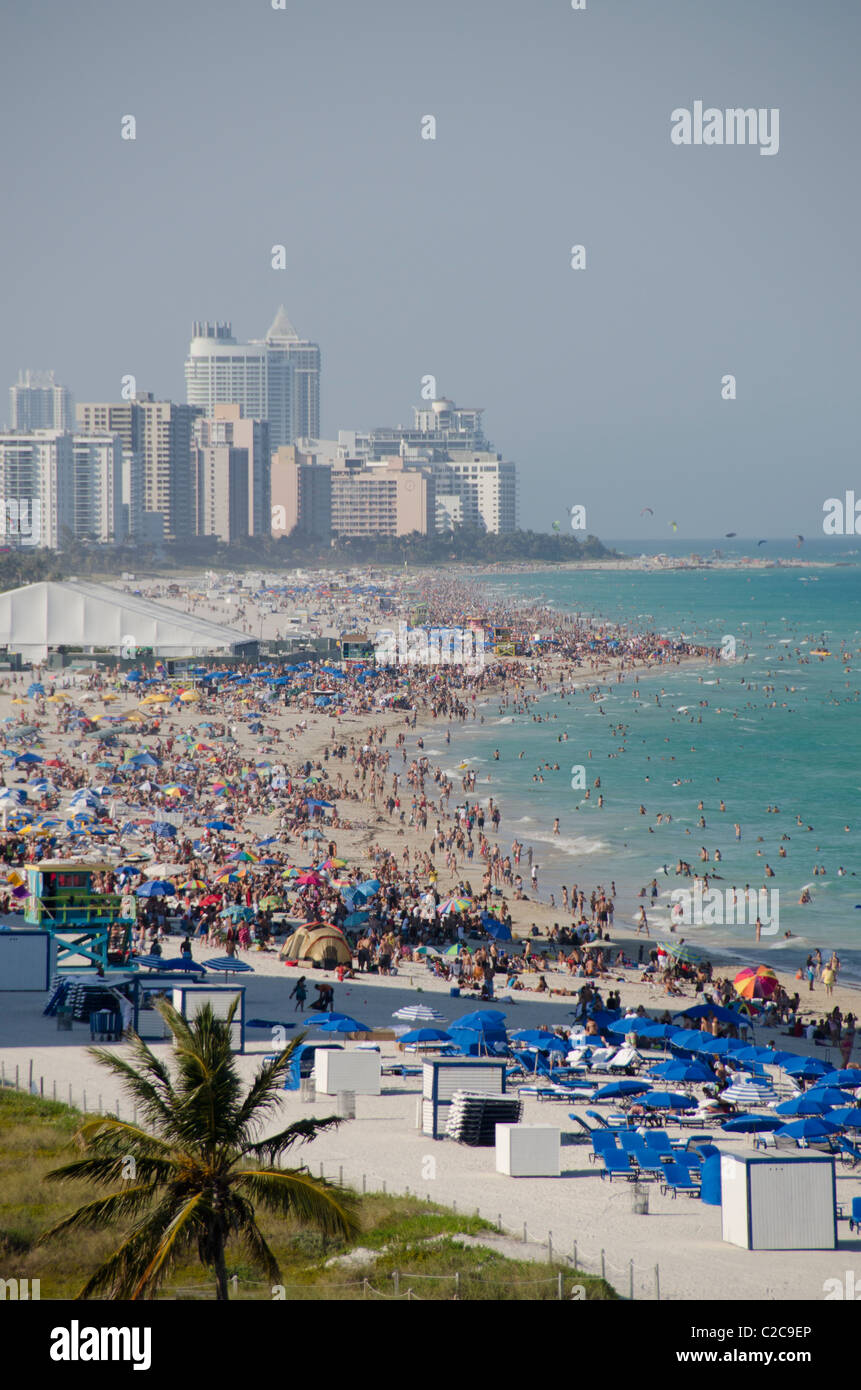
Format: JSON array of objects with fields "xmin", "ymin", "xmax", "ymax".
[{"xmin": 39, "ymin": 999, "xmax": 359, "ymax": 1300}]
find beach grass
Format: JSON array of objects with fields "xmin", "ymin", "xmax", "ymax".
[{"xmin": 0, "ymin": 1089, "xmax": 617, "ymax": 1301}]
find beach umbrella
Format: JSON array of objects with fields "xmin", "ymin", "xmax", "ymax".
[
  {"xmin": 721, "ymin": 1114, "xmax": 784, "ymax": 1134},
  {"xmin": 650, "ymin": 1060, "xmax": 714, "ymax": 1083},
  {"xmin": 27, "ymin": 682, "xmax": 45, "ymax": 697},
  {"xmin": 132, "ymin": 955, "xmax": 205, "ymax": 973},
  {"xmin": 392, "ymin": 1005, "xmax": 447, "ymax": 1023},
  {"xmin": 205, "ymin": 820, "xmax": 235, "ymax": 831},
  {"xmin": 14, "ymin": 752, "xmax": 43, "ymax": 765},
  {"xmin": 608, "ymin": 1018, "xmax": 669, "ymax": 1039},
  {"xmin": 774, "ymin": 1094, "xmax": 835, "ymax": 1116},
  {"xmin": 452, "ymin": 1009, "xmax": 507, "ymax": 1029},
  {"xmin": 639, "ymin": 1091, "xmax": 697, "ymax": 1111},
  {"xmin": 398, "ymin": 1028, "xmax": 453, "ymax": 1045},
  {"xmin": 827, "ymin": 1108, "xmax": 861, "ymax": 1130},
  {"xmin": 480, "ymin": 916, "xmax": 512, "ymax": 941},
  {"xmin": 731, "ymin": 1045, "xmax": 780, "ymax": 1067},
  {"xmin": 313, "ymin": 1015, "xmax": 370, "ymax": 1033},
  {"xmin": 302, "ymin": 828, "xmax": 325, "ymax": 840},
  {"xmin": 734, "ymin": 966, "xmax": 779, "ymax": 1000},
  {"xmin": 181, "ymin": 879, "xmax": 207, "ymax": 892},
  {"xmin": 695, "ymin": 1036, "xmax": 737, "ymax": 1056},
  {"xmin": 783, "ymin": 1057, "xmax": 834, "ymax": 1079},
  {"xmin": 799, "ymin": 1087, "xmax": 856, "ymax": 1108},
  {"xmin": 511, "ymin": 1030, "xmax": 567, "ymax": 1052},
  {"xmin": 810, "ymin": 1070, "xmax": 861, "ymax": 1089},
  {"xmin": 677, "ymin": 1004, "xmax": 750, "ymax": 1026},
  {"xmin": 206, "ymin": 957, "xmax": 254, "ymax": 974},
  {"xmin": 593, "ymin": 1080, "xmax": 650, "ymax": 1100},
  {"xmin": 776, "ymin": 1118, "xmax": 839, "ymax": 1140},
  {"xmin": 437, "ymin": 896, "xmax": 472, "ymax": 915},
  {"xmin": 665, "ymin": 942, "xmax": 707, "ymax": 964},
  {"xmin": 719, "ymin": 1081, "xmax": 776, "ymax": 1107},
  {"xmin": 443, "ymin": 943, "xmax": 473, "ymax": 957},
  {"xmin": 136, "ymin": 879, "xmax": 175, "ymax": 897},
  {"xmin": 150, "ymin": 822, "xmax": 177, "ymax": 838}
]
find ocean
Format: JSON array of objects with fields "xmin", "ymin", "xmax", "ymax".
[{"xmin": 440, "ymin": 541, "xmax": 861, "ymax": 981}]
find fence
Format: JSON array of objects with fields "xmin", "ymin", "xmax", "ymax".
[{"xmin": 1, "ymin": 1062, "xmax": 663, "ymax": 1299}]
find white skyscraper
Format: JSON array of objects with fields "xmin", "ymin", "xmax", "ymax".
[
  {"xmin": 184, "ymin": 308, "xmax": 320, "ymax": 449},
  {"xmin": 9, "ymin": 371, "xmax": 74, "ymax": 432},
  {"xmin": 0, "ymin": 430, "xmax": 74, "ymax": 547}
]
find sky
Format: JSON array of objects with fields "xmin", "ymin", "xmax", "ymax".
[{"xmin": 1, "ymin": 0, "xmax": 859, "ymax": 538}]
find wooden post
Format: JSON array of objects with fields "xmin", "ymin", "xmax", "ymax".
[
  {"xmin": 601, "ymin": 1249, "xmax": 606, "ymax": 1280},
  {"xmin": 393, "ymin": 1270, "xmax": 400, "ymax": 1297}
]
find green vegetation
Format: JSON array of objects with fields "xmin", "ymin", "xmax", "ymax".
[
  {"xmin": 0, "ymin": 527, "xmax": 616, "ymax": 591},
  {"xmin": 37, "ymin": 1000, "xmax": 358, "ymax": 1300},
  {"xmin": 0, "ymin": 1083, "xmax": 617, "ymax": 1302}
]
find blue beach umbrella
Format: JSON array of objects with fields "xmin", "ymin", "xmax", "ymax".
[
  {"xmin": 593, "ymin": 1080, "xmax": 650, "ymax": 1100},
  {"xmin": 313, "ymin": 1015, "xmax": 371, "ymax": 1033},
  {"xmin": 776, "ymin": 1118, "xmax": 839, "ymax": 1140},
  {"xmin": 677, "ymin": 1004, "xmax": 750, "ymax": 1026},
  {"xmin": 809, "ymin": 1070, "xmax": 861, "ymax": 1090},
  {"xmin": 136, "ymin": 880, "xmax": 175, "ymax": 897},
  {"xmin": 639, "ymin": 1091, "xmax": 697, "ymax": 1111},
  {"xmin": 783, "ymin": 1057, "xmax": 834, "ymax": 1079},
  {"xmin": 398, "ymin": 1028, "xmax": 453, "ymax": 1044},
  {"xmin": 827, "ymin": 1108, "xmax": 861, "ymax": 1130},
  {"xmin": 696, "ymin": 1036, "xmax": 737, "ymax": 1056},
  {"xmin": 649, "ymin": 1060, "xmax": 714, "ymax": 1083},
  {"xmin": 721, "ymin": 1114, "xmax": 784, "ymax": 1134},
  {"xmin": 511, "ymin": 1030, "xmax": 567, "ymax": 1052},
  {"xmin": 775, "ymin": 1092, "xmax": 850, "ymax": 1116},
  {"xmin": 206, "ymin": 957, "xmax": 254, "ymax": 974}
]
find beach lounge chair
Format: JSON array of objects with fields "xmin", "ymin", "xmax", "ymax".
[
  {"xmin": 589, "ymin": 1131, "xmax": 620, "ymax": 1164},
  {"xmin": 630, "ymin": 1148, "xmax": 665, "ymax": 1179},
  {"xmin": 600, "ymin": 1151, "xmax": 637, "ymax": 1182},
  {"xmin": 568, "ymin": 1113, "xmax": 600, "ymax": 1138},
  {"xmin": 835, "ymin": 1135, "xmax": 861, "ymax": 1169},
  {"xmin": 606, "ymin": 1047, "xmax": 643, "ymax": 1074},
  {"xmin": 849, "ymin": 1197, "xmax": 861, "ymax": 1232},
  {"xmin": 585, "ymin": 1047, "xmax": 618, "ymax": 1070},
  {"xmin": 643, "ymin": 1130, "xmax": 677, "ymax": 1159},
  {"xmin": 660, "ymin": 1162, "xmax": 702, "ymax": 1198}
]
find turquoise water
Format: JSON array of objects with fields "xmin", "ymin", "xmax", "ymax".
[{"xmin": 442, "ymin": 548, "xmax": 861, "ymax": 979}]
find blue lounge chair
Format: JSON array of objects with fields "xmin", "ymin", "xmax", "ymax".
[
  {"xmin": 600, "ymin": 1151, "xmax": 637, "ymax": 1182},
  {"xmin": 631, "ymin": 1149, "xmax": 665, "ymax": 1179},
  {"xmin": 849, "ymin": 1197, "xmax": 861, "ymax": 1232},
  {"xmin": 644, "ymin": 1130, "xmax": 676, "ymax": 1158},
  {"xmin": 589, "ymin": 1131, "xmax": 620, "ymax": 1164},
  {"xmin": 660, "ymin": 1162, "xmax": 701, "ymax": 1198},
  {"xmin": 586, "ymin": 1108, "xmax": 633, "ymax": 1131},
  {"xmin": 835, "ymin": 1135, "xmax": 861, "ymax": 1169}
]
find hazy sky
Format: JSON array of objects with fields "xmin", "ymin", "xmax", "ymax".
[{"xmin": 2, "ymin": 0, "xmax": 859, "ymax": 538}]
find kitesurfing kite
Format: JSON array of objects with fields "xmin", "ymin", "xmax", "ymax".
[
  {"xmin": 640, "ymin": 507, "xmax": 654, "ymax": 516},
  {"xmin": 796, "ymin": 535, "xmax": 804, "ymax": 547},
  {"xmin": 669, "ymin": 521, "xmax": 678, "ymax": 531},
  {"xmin": 725, "ymin": 532, "xmax": 737, "ymax": 538},
  {"xmin": 551, "ymin": 520, "xmax": 560, "ymax": 532},
  {"xmin": 757, "ymin": 539, "xmax": 767, "ymax": 546}
]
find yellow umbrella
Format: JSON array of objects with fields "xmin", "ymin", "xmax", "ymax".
[
  {"xmin": 142, "ymin": 693, "xmax": 169, "ymax": 704},
  {"xmin": 11, "ymin": 698, "xmax": 27, "ymax": 705},
  {"xmin": 180, "ymin": 689, "xmax": 202, "ymax": 703},
  {"xmin": 47, "ymin": 693, "xmax": 70, "ymax": 702},
  {"xmin": 101, "ymin": 693, "xmax": 119, "ymax": 702}
]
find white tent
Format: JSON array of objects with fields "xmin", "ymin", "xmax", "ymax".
[{"xmin": 0, "ymin": 580, "xmax": 257, "ymax": 661}]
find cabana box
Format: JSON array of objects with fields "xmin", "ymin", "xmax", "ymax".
[
  {"xmin": 720, "ymin": 1152, "xmax": 836, "ymax": 1250},
  {"xmin": 171, "ymin": 986, "xmax": 246, "ymax": 1053},
  {"xmin": 314, "ymin": 1048, "xmax": 381, "ymax": 1096},
  {"xmin": 0, "ymin": 928, "xmax": 56, "ymax": 990},
  {"xmin": 495, "ymin": 1124, "xmax": 561, "ymax": 1177}
]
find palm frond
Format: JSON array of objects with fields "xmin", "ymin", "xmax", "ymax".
[
  {"xmin": 234, "ymin": 1169, "xmax": 361, "ymax": 1240},
  {"xmin": 245, "ymin": 1114, "xmax": 343, "ymax": 1162},
  {"xmin": 131, "ymin": 1192, "xmax": 206, "ymax": 1299},
  {"xmin": 39, "ymin": 1185, "xmax": 160, "ymax": 1241}
]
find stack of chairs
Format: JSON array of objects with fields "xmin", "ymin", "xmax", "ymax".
[{"xmin": 445, "ymin": 1090, "xmax": 523, "ymax": 1146}]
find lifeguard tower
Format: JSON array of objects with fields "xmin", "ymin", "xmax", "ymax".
[{"xmin": 24, "ymin": 861, "xmax": 135, "ymax": 972}]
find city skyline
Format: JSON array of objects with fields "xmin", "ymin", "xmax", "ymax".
[{"xmin": 1, "ymin": 0, "xmax": 859, "ymax": 538}]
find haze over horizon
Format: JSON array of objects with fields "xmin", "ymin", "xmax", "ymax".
[{"xmin": 1, "ymin": 0, "xmax": 859, "ymax": 539}]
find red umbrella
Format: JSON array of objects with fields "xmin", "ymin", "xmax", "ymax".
[
  {"xmin": 200, "ymin": 893, "xmax": 222, "ymax": 906},
  {"xmin": 734, "ymin": 966, "xmax": 779, "ymax": 1000}
]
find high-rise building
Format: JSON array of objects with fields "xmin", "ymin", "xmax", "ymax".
[
  {"xmin": 191, "ymin": 442, "xmax": 249, "ymax": 543},
  {"xmin": 9, "ymin": 371, "xmax": 74, "ymax": 432},
  {"xmin": 77, "ymin": 395, "xmax": 200, "ymax": 542},
  {"xmin": 330, "ymin": 456, "xmax": 434, "ymax": 538},
  {"xmin": 184, "ymin": 308, "xmax": 320, "ymax": 450},
  {"xmin": 76, "ymin": 400, "xmax": 144, "ymax": 539},
  {"xmin": 72, "ymin": 435, "xmax": 124, "ymax": 543},
  {"xmin": 271, "ymin": 445, "xmax": 332, "ymax": 540},
  {"xmin": 0, "ymin": 430, "xmax": 74, "ymax": 547},
  {"xmin": 348, "ymin": 396, "xmax": 517, "ymax": 533},
  {"xmin": 196, "ymin": 405, "xmax": 271, "ymax": 537}
]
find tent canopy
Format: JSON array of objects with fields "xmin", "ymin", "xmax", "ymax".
[
  {"xmin": 280, "ymin": 925, "xmax": 352, "ymax": 965},
  {"xmin": 0, "ymin": 580, "xmax": 257, "ymax": 660}
]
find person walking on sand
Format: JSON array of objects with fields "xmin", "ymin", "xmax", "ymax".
[
  {"xmin": 290, "ymin": 976, "xmax": 307, "ymax": 1013},
  {"xmin": 635, "ymin": 905, "xmax": 649, "ymax": 937}
]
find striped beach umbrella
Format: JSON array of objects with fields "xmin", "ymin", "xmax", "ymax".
[
  {"xmin": 720, "ymin": 1081, "xmax": 776, "ymax": 1107},
  {"xmin": 734, "ymin": 965, "xmax": 780, "ymax": 999},
  {"xmin": 393, "ymin": 1004, "xmax": 448, "ymax": 1023}
]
